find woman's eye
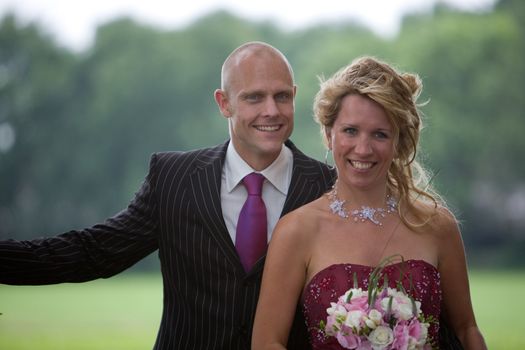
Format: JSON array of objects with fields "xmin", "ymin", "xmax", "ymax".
[
  {"xmin": 344, "ymin": 127, "xmax": 358, "ymax": 135},
  {"xmin": 374, "ymin": 131, "xmax": 389, "ymax": 139}
]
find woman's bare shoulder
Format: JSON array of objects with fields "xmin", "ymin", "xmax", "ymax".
[
  {"xmin": 274, "ymin": 196, "xmax": 328, "ymax": 239},
  {"xmin": 413, "ymin": 202, "xmax": 461, "ymax": 245}
]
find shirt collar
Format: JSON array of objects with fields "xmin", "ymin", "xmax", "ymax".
[{"xmin": 224, "ymin": 142, "xmax": 293, "ymax": 195}]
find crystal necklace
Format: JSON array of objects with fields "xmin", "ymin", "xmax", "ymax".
[{"xmin": 328, "ymin": 187, "xmax": 397, "ymax": 226}]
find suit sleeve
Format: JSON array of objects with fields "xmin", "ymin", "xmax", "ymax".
[{"xmin": 0, "ymin": 154, "xmax": 161, "ymax": 285}]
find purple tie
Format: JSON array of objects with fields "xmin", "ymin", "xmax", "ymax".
[{"xmin": 235, "ymin": 173, "xmax": 267, "ymax": 272}]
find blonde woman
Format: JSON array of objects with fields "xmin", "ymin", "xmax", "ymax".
[{"xmin": 252, "ymin": 57, "xmax": 486, "ymax": 350}]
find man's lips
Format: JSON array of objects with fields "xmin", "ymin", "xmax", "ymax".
[{"xmin": 254, "ymin": 125, "xmax": 281, "ymax": 132}]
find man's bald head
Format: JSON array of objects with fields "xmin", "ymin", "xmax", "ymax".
[{"xmin": 220, "ymin": 41, "xmax": 295, "ymax": 94}]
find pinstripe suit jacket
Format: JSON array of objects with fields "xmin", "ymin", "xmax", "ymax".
[{"xmin": 0, "ymin": 140, "xmax": 335, "ymax": 350}]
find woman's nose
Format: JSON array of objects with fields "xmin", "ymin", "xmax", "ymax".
[{"xmin": 354, "ymin": 136, "xmax": 373, "ymax": 155}]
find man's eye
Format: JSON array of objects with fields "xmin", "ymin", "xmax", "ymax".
[
  {"xmin": 275, "ymin": 93, "xmax": 292, "ymax": 102},
  {"xmin": 245, "ymin": 94, "xmax": 262, "ymax": 102}
]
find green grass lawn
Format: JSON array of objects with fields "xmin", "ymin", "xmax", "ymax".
[
  {"xmin": 1, "ymin": 270, "xmax": 524, "ymax": 349},
  {"xmin": 0, "ymin": 273, "xmax": 163, "ymax": 350},
  {"xmin": 470, "ymin": 270, "xmax": 525, "ymax": 350}
]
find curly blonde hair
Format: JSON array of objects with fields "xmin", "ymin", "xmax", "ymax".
[{"xmin": 314, "ymin": 56, "xmax": 447, "ymax": 229}]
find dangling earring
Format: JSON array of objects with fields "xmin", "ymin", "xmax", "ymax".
[
  {"xmin": 325, "ymin": 149, "xmax": 334, "ymax": 168},
  {"xmin": 325, "ymin": 129, "xmax": 334, "ymax": 168}
]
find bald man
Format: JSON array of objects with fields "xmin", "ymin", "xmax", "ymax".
[{"xmin": 0, "ymin": 42, "xmax": 335, "ymax": 349}]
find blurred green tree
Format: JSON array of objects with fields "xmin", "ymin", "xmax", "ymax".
[
  {"xmin": 0, "ymin": 14, "xmax": 76, "ymax": 236},
  {"xmin": 0, "ymin": 0, "xmax": 523, "ymax": 267}
]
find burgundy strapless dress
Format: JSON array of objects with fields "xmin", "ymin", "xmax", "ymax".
[{"xmin": 302, "ymin": 260, "xmax": 441, "ymax": 349}]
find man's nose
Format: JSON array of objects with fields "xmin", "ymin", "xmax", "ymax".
[{"xmin": 261, "ymin": 98, "xmax": 280, "ymax": 117}]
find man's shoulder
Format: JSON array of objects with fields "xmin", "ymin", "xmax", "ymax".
[
  {"xmin": 287, "ymin": 141, "xmax": 334, "ymax": 177},
  {"xmin": 152, "ymin": 142, "xmax": 228, "ymax": 165},
  {"xmin": 142, "ymin": 142, "xmax": 228, "ymax": 182}
]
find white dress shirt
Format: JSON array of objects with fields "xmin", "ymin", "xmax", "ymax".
[{"xmin": 221, "ymin": 142, "xmax": 293, "ymax": 244}]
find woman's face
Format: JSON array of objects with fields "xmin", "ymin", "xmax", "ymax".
[{"xmin": 327, "ymin": 94, "xmax": 395, "ymax": 192}]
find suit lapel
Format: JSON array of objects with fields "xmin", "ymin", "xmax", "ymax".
[
  {"xmin": 282, "ymin": 140, "xmax": 329, "ymax": 216},
  {"xmin": 188, "ymin": 141, "xmax": 242, "ymax": 271},
  {"xmin": 249, "ymin": 141, "xmax": 333, "ymax": 275},
  {"xmin": 186, "ymin": 140, "xmax": 332, "ymax": 277}
]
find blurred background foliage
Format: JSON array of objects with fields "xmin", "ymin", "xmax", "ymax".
[{"xmin": 0, "ymin": 0, "xmax": 523, "ymax": 268}]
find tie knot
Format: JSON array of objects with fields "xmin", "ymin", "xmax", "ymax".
[{"xmin": 243, "ymin": 173, "xmax": 265, "ymax": 196}]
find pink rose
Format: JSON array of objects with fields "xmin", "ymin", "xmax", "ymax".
[
  {"xmin": 336, "ymin": 326, "xmax": 361, "ymax": 349},
  {"xmin": 408, "ymin": 319, "xmax": 429, "ymax": 346},
  {"xmin": 408, "ymin": 319, "xmax": 422, "ymax": 340},
  {"xmin": 392, "ymin": 322, "xmax": 410, "ymax": 349},
  {"xmin": 347, "ymin": 295, "xmax": 369, "ymax": 311}
]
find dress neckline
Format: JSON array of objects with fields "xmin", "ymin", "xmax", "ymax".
[{"xmin": 304, "ymin": 259, "xmax": 438, "ymax": 294}]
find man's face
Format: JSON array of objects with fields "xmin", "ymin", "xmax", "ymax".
[{"xmin": 216, "ymin": 53, "xmax": 296, "ymax": 170}]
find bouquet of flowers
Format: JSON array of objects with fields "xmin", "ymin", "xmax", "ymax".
[{"xmin": 320, "ymin": 257, "xmax": 436, "ymax": 350}]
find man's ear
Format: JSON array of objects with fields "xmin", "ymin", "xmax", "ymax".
[{"xmin": 214, "ymin": 89, "xmax": 231, "ymax": 117}]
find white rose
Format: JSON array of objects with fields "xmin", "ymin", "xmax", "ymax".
[
  {"xmin": 365, "ymin": 318, "xmax": 377, "ymax": 329},
  {"xmin": 327, "ymin": 302, "xmax": 347, "ymax": 318},
  {"xmin": 380, "ymin": 297, "xmax": 393, "ymax": 314},
  {"xmin": 381, "ymin": 293, "xmax": 421, "ymax": 321},
  {"xmin": 343, "ymin": 288, "xmax": 365, "ymax": 302},
  {"xmin": 353, "ymin": 288, "xmax": 366, "ymax": 298},
  {"xmin": 396, "ymin": 301, "xmax": 414, "ymax": 320},
  {"xmin": 368, "ymin": 309, "xmax": 383, "ymax": 324},
  {"xmin": 344, "ymin": 310, "xmax": 365, "ymax": 330},
  {"xmin": 417, "ymin": 322, "xmax": 429, "ymax": 345},
  {"xmin": 397, "ymin": 299, "xmax": 421, "ymax": 320},
  {"xmin": 365, "ymin": 309, "xmax": 382, "ymax": 329},
  {"xmin": 327, "ymin": 302, "xmax": 337, "ymax": 315},
  {"xmin": 414, "ymin": 300, "xmax": 422, "ymax": 316},
  {"xmin": 368, "ymin": 326, "xmax": 394, "ymax": 350}
]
